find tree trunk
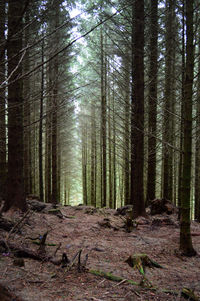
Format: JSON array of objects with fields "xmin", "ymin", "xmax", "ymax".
[
  {"xmin": 178, "ymin": 0, "xmax": 185, "ymax": 217},
  {"xmin": 101, "ymin": 28, "xmax": 107, "ymax": 207},
  {"xmin": 108, "ymin": 63, "xmax": 113, "ymax": 208},
  {"xmin": 194, "ymin": 43, "xmax": 200, "ymax": 222},
  {"xmin": 51, "ymin": 1, "xmax": 59, "ymax": 204},
  {"xmin": 162, "ymin": 0, "xmax": 174, "ymax": 201},
  {"xmin": 180, "ymin": 0, "xmax": 196, "ymax": 256},
  {"xmin": 130, "ymin": 0, "xmax": 146, "ymax": 218},
  {"xmin": 3, "ymin": 0, "xmax": 27, "ymax": 212},
  {"xmin": 39, "ymin": 39, "xmax": 44, "ymax": 202},
  {"xmin": 45, "ymin": 99, "xmax": 52, "ymax": 202},
  {"xmin": 51, "ymin": 90, "xmax": 58, "ymax": 204},
  {"xmin": 146, "ymin": 0, "xmax": 158, "ymax": 204},
  {"xmin": 123, "ymin": 55, "xmax": 130, "ymax": 206},
  {"xmin": 112, "ymin": 85, "xmax": 116, "ymax": 208},
  {"xmin": 23, "ymin": 10, "xmax": 32, "ymax": 197},
  {"xmin": 0, "ymin": 0, "xmax": 6, "ymax": 200},
  {"xmin": 82, "ymin": 121, "xmax": 88, "ymax": 205},
  {"xmin": 90, "ymin": 103, "xmax": 96, "ymax": 207}
]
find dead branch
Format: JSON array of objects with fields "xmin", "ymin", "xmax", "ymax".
[{"xmin": 6, "ymin": 209, "xmax": 31, "ymax": 241}]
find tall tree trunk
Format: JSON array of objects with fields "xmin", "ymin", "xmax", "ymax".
[
  {"xmin": 0, "ymin": 0, "xmax": 6, "ymax": 200},
  {"xmin": 130, "ymin": 0, "xmax": 146, "ymax": 218},
  {"xmin": 146, "ymin": 0, "xmax": 158, "ymax": 204},
  {"xmin": 39, "ymin": 39, "xmax": 44, "ymax": 202},
  {"xmin": 90, "ymin": 103, "xmax": 96, "ymax": 207},
  {"xmin": 194, "ymin": 44, "xmax": 200, "ymax": 222},
  {"xmin": 82, "ymin": 121, "xmax": 88, "ymax": 205},
  {"xmin": 162, "ymin": 0, "xmax": 174, "ymax": 201},
  {"xmin": 23, "ymin": 11, "xmax": 32, "ymax": 196},
  {"xmin": 51, "ymin": 1, "xmax": 59, "ymax": 204},
  {"xmin": 101, "ymin": 28, "xmax": 107, "ymax": 207},
  {"xmin": 57, "ymin": 131, "xmax": 61, "ymax": 203},
  {"xmin": 3, "ymin": 0, "xmax": 27, "ymax": 212},
  {"xmin": 51, "ymin": 82, "xmax": 58, "ymax": 204},
  {"xmin": 45, "ymin": 99, "xmax": 52, "ymax": 202},
  {"xmin": 123, "ymin": 55, "xmax": 130, "ymax": 206},
  {"xmin": 108, "ymin": 64, "xmax": 113, "ymax": 208},
  {"xmin": 178, "ymin": 0, "xmax": 185, "ymax": 217},
  {"xmin": 180, "ymin": 0, "xmax": 196, "ymax": 256},
  {"xmin": 112, "ymin": 85, "xmax": 116, "ymax": 208}
]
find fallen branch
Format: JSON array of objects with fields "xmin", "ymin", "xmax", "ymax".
[
  {"xmin": 89, "ymin": 270, "xmax": 138, "ymax": 286},
  {"xmin": 0, "ymin": 240, "xmax": 51, "ymax": 261},
  {"xmin": 89, "ymin": 269, "xmax": 182, "ymax": 298},
  {"xmin": 6, "ymin": 209, "xmax": 31, "ymax": 241},
  {"xmin": 181, "ymin": 287, "xmax": 200, "ymax": 301}
]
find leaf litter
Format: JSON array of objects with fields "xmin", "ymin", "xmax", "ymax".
[{"xmin": 0, "ymin": 203, "xmax": 200, "ymax": 301}]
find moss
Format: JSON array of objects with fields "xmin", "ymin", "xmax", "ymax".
[
  {"xmin": 125, "ymin": 254, "xmax": 163, "ymax": 272},
  {"xmin": 89, "ymin": 270, "xmax": 138, "ymax": 286}
]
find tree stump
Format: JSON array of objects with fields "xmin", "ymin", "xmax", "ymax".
[{"xmin": 125, "ymin": 253, "xmax": 163, "ymax": 274}]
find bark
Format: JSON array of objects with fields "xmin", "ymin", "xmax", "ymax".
[
  {"xmin": 45, "ymin": 100, "xmax": 52, "ymax": 202},
  {"xmin": 51, "ymin": 1, "xmax": 59, "ymax": 204},
  {"xmin": 108, "ymin": 88, "xmax": 113, "ymax": 208},
  {"xmin": 178, "ymin": 0, "xmax": 185, "ymax": 217},
  {"xmin": 194, "ymin": 44, "xmax": 200, "ymax": 222},
  {"xmin": 39, "ymin": 39, "xmax": 44, "ymax": 202},
  {"xmin": 146, "ymin": 0, "xmax": 158, "ymax": 204},
  {"xmin": 23, "ymin": 11, "xmax": 32, "ymax": 196},
  {"xmin": 3, "ymin": 0, "xmax": 27, "ymax": 212},
  {"xmin": 82, "ymin": 121, "xmax": 88, "ymax": 205},
  {"xmin": 51, "ymin": 93, "xmax": 58, "ymax": 204},
  {"xmin": 130, "ymin": 0, "xmax": 146, "ymax": 218},
  {"xmin": 162, "ymin": 0, "xmax": 174, "ymax": 201},
  {"xmin": 0, "ymin": 0, "xmax": 6, "ymax": 200},
  {"xmin": 90, "ymin": 103, "xmax": 96, "ymax": 207},
  {"xmin": 101, "ymin": 28, "xmax": 107, "ymax": 207},
  {"xmin": 180, "ymin": 0, "xmax": 196, "ymax": 256},
  {"xmin": 123, "ymin": 55, "xmax": 130, "ymax": 206},
  {"xmin": 112, "ymin": 86, "xmax": 116, "ymax": 208}
]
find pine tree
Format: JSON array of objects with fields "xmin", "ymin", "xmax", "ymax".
[
  {"xmin": 0, "ymin": 0, "xmax": 6, "ymax": 200},
  {"xmin": 146, "ymin": 0, "xmax": 158, "ymax": 204},
  {"xmin": 3, "ymin": 0, "xmax": 28, "ymax": 212},
  {"xmin": 179, "ymin": 0, "xmax": 196, "ymax": 256},
  {"xmin": 130, "ymin": 0, "xmax": 146, "ymax": 218}
]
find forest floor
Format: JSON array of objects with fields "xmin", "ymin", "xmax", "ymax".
[{"xmin": 0, "ymin": 201, "xmax": 200, "ymax": 301}]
